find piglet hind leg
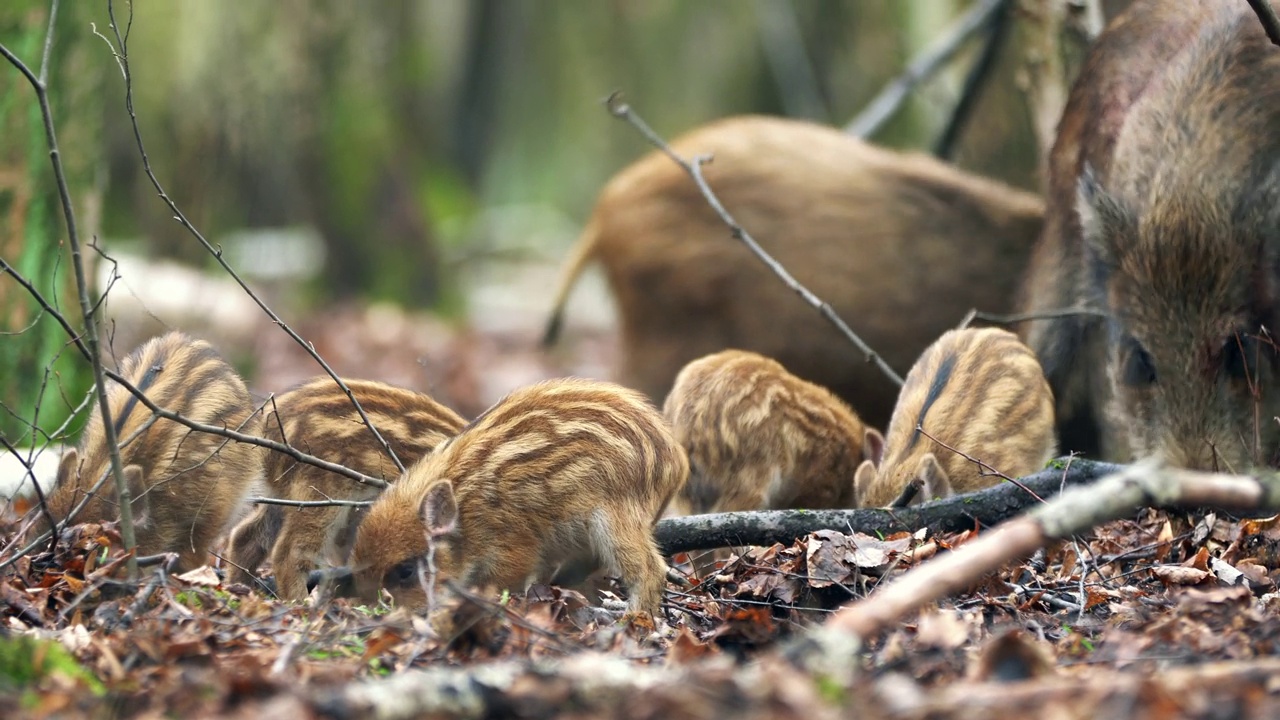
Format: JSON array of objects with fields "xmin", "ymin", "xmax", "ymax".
[{"xmin": 591, "ymin": 507, "xmax": 669, "ymax": 620}]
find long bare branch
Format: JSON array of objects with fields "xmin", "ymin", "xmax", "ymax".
[{"xmin": 606, "ymin": 94, "xmax": 905, "ymax": 388}]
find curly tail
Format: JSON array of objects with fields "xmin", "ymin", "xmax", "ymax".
[{"xmin": 541, "ymin": 215, "xmax": 603, "ymax": 348}]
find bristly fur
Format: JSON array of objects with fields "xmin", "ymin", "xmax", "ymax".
[
  {"xmin": 344, "ymin": 377, "xmax": 689, "ymax": 616},
  {"xmin": 224, "ymin": 377, "xmax": 465, "ymax": 600},
  {"xmin": 541, "ymin": 115, "xmax": 1044, "ymax": 432},
  {"xmin": 36, "ymin": 331, "xmax": 265, "ymax": 571},
  {"xmin": 663, "ymin": 349, "xmax": 877, "ymax": 515},
  {"xmin": 1016, "ymin": 0, "xmax": 1280, "ymax": 470},
  {"xmin": 855, "ymin": 328, "xmax": 1057, "ymax": 508}
]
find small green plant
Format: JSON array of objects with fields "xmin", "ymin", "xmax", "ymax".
[{"xmin": 0, "ymin": 635, "xmax": 105, "ymax": 703}]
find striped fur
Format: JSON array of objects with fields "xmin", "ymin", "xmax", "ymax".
[
  {"xmin": 38, "ymin": 331, "xmax": 265, "ymax": 570},
  {"xmin": 343, "ymin": 377, "xmax": 689, "ymax": 616},
  {"xmin": 224, "ymin": 377, "xmax": 465, "ymax": 600},
  {"xmin": 854, "ymin": 328, "xmax": 1057, "ymax": 508},
  {"xmin": 663, "ymin": 349, "xmax": 877, "ymax": 515}
]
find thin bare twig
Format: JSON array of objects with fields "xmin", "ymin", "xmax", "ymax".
[
  {"xmin": 0, "ymin": 256, "xmax": 388, "ymax": 490},
  {"xmin": 915, "ymin": 425, "xmax": 1045, "ymax": 502},
  {"xmin": 248, "ymin": 496, "xmax": 373, "ymax": 509},
  {"xmin": 100, "ymin": 0, "xmax": 405, "ymax": 475},
  {"xmin": 846, "ymin": 0, "xmax": 1007, "ymax": 138},
  {"xmin": 956, "ymin": 305, "xmax": 1107, "ymax": 330},
  {"xmin": 606, "ymin": 93, "xmax": 905, "ymax": 388},
  {"xmin": 1248, "ymin": 0, "xmax": 1280, "ymax": 47},
  {"xmin": 0, "ymin": 0, "xmax": 140, "ymax": 578}
]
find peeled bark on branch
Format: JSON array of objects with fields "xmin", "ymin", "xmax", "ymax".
[
  {"xmin": 789, "ymin": 462, "xmax": 1280, "ymax": 683},
  {"xmin": 654, "ymin": 459, "xmax": 1120, "ymax": 555}
]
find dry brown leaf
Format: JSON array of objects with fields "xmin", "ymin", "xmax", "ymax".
[{"xmin": 1152, "ymin": 565, "xmax": 1211, "ymax": 586}]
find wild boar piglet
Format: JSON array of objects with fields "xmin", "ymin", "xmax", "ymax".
[
  {"xmin": 663, "ymin": 349, "xmax": 880, "ymax": 515},
  {"xmin": 336, "ymin": 378, "xmax": 689, "ymax": 617},
  {"xmin": 36, "ymin": 331, "xmax": 264, "ymax": 571},
  {"xmin": 854, "ymin": 328, "xmax": 1056, "ymax": 508},
  {"xmin": 224, "ymin": 377, "xmax": 464, "ymax": 600}
]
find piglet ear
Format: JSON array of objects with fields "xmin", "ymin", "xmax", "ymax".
[
  {"xmin": 917, "ymin": 453, "xmax": 954, "ymax": 502},
  {"xmin": 862, "ymin": 428, "xmax": 885, "ymax": 466},
  {"xmin": 420, "ymin": 481, "xmax": 459, "ymax": 538},
  {"xmin": 853, "ymin": 460, "xmax": 877, "ymax": 508},
  {"xmin": 55, "ymin": 448, "xmax": 80, "ymax": 485}
]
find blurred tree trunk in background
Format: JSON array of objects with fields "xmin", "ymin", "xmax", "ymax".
[{"xmin": 0, "ymin": 1, "xmax": 103, "ymax": 446}]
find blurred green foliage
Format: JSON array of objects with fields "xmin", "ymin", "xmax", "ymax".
[{"xmin": 0, "ymin": 1, "xmax": 101, "ymax": 446}]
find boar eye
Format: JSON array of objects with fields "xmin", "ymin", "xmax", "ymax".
[
  {"xmin": 1222, "ymin": 334, "xmax": 1257, "ymax": 382},
  {"xmin": 1121, "ymin": 338, "xmax": 1157, "ymax": 387},
  {"xmin": 386, "ymin": 560, "xmax": 419, "ymax": 587}
]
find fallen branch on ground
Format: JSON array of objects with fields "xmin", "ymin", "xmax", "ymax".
[{"xmin": 654, "ymin": 458, "xmax": 1119, "ymax": 555}]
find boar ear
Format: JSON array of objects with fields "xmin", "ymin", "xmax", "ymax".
[
  {"xmin": 123, "ymin": 465, "xmax": 153, "ymax": 528},
  {"xmin": 862, "ymin": 428, "xmax": 885, "ymax": 466},
  {"xmin": 55, "ymin": 448, "xmax": 79, "ymax": 485},
  {"xmin": 853, "ymin": 460, "xmax": 877, "ymax": 507},
  {"xmin": 1076, "ymin": 163, "xmax": 1131, "ymax": 272},
  {"xmin": 917, "ymin": 453, "xmax": 954, "ymax": 502},
  {"xmin": 420, "ymin": 481, "xmax": 459, "ymax": 538}
]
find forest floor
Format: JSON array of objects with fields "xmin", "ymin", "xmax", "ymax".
[{"xmin": 4, "ymin": 297, "xmax": 1280, "ymax": 718}]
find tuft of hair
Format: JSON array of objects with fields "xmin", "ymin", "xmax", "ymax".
[
  {"xmin": 224, "ymin": 377, "xmax": 465, "ymax": 600},
  {"xmin": 36, "ymin": 331, "xmax": 265, "ymax": 571},
  {"xmin": 344, "ymin": 377, "xmax": 689, "ymax": 617},
  {"xmin": 855, "ymin": 328, "xmax": 1057, "ymax": 508}
]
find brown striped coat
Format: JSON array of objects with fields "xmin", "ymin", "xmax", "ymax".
[
  {"xmin": 38, "ymin": 331, "xmax": 265, "ymax": 571},
  {"xmin": 854, "ymin": 328, "xmax": 1057, "ymax": 508},
  {"xmin": 663, "ymin": 349, "xmax": 879, "ymax": 515},
  {"xmin": 342, "ymin": 378, "xmax": 688, "ymax": 616},
  {"xmin": 224, "ymin": 377, "xmax": 465, "ymax": 600}
]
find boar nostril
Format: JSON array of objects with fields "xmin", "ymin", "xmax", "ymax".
[{"xmin": 307, "ymin": 566, "xmax": 354, "ymax": 595}]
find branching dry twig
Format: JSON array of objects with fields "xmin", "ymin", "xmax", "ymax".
[
  {"xmin": 606, "ymin": 93, "xmax": 905, "ymax": 387},
  {"xmin": 0, "ymin": 0, "xmax": 140, "ymax": 578},
  {"xmin": 0, "ymin": 256, "xmax": 389, "ymax": 491},
  {"xmin": 915, "ymin": 425, "xmax": 1045, "ymax": 502},
  {"xmin": 99, "ymin": 0, "xmax": 406, "ymax": 475},
  {"xmin": 846, "ymin": 0, "xmax": 1008, "ymax": 138}
]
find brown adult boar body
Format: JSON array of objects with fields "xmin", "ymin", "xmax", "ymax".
[
  {"xmin": 224, "ymin": 378, "xmax": 464, "ymax": 600},
  {"xmin": 543, "ymin": 115, "xmax": 1045, "ymax": 430},
  {"xmin": 663, "ymin": 349, "xmax": 879, "ymax": 515},
  {"xmin": 1016, "ymin": 0, "xmax": 1280, "ymax": 470},
  {"xmin": 340, "ymin": 378, "xmax": 688, "ymax": 616},
  {"xmin": 854, "ymin": 328, "xmax": 1056, "ymax": 508},
  {"xmin": 37, "ymin": 331, "xmax": 264, "ymax": 571}
]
